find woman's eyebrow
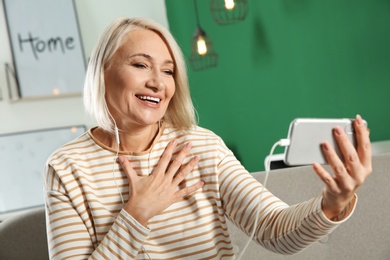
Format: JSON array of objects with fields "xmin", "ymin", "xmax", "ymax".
[
  {"xmin": 127, "ymin": 53, "xmax": 174, "ymax": 65},
  {"xmin": 128, "ymin": 53, "xmax": 152, "ymax": 59}
]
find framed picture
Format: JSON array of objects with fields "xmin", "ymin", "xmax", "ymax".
[
  {"xmin": 0, "ymin": 125, "xmax": 87, "ymax": 213},
  {"xmin": 2, "ymin": 0, "xmax": 86, "ymax": 99}
]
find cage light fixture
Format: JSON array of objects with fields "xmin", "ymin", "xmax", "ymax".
[
  {"xmin": 189, "ymin": 0, "xmax": 218, "ymax": 71},
  {"xmin": 210, "ymin": 0, "xmax": 249, "ymax": 25}
]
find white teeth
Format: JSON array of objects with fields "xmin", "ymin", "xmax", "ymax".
[{"xmin": 137, "ymin": 95, "xmax": 161, "ymax": 103}]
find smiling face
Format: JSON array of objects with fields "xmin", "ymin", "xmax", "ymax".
[{"xmin": 104, "ymin": 29, "xmax": 175, "ymax": 130}]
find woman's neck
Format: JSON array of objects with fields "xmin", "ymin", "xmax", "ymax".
[{"xmin": 93, "ymin": 122, "xmax": 161, "ymax": 153}]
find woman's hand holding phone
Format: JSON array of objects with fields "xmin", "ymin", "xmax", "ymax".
[{"xmin": 313, "ymin": 114, "xmax": 372, "ymax": 221}]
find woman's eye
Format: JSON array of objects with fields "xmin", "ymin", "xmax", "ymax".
[
  {"xmin": 163, "ymin": 69, "xmax": 174, "ymax": 76},
  {"xmin": 133, "ymin": 63, "xmax": 146, "ymax": 69}
]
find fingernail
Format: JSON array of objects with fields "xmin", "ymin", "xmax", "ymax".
[
  {"xmin": 312, "ymin": 163, "xmax": 320, "ymax": 170},
  {"xmin": 334, "ymin": 126, "xmax": 343, "ymax": 136},
  {"xmin": 117, "ymin": 156, "xmax": 124, "ymax": 163},
  {"xmin": 322, "ymin": 142, "xmax": 330, "ymax": 151},
  {"xmin": 193, "ymin": 155, "xmax": 200, "ymax": 163},
  {"xmin": 186, "ymin": 142, "xmax": 192, "ymax": 148},
  {"xmin": 172, "ymin": 139, "xmax": 178, "ymax": 145},
  {"xmin": 356, "ymin": 114, "xmax": 363, "ymax": 125}
]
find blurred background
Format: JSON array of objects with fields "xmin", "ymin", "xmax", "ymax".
[
  {"xmin": 1, "ymin": 0, "xmax": 389, "ymax": 173},
  {"xmin": 166, "ymin": 0, "xmax": 390, "ymax": 171}
]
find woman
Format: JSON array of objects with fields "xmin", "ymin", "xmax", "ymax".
[{"xmin": 45, "ymin": 17, "xmax": 371, "ymax": 259}]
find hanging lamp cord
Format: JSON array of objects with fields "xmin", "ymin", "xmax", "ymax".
[{"xmin": 193, "ymin": 0, "xmax": 201, "ymax": 27}]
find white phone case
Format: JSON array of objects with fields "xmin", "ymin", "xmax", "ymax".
[{"xmin": 283, "ymin": 118, "xmax": 366, "ymax": 166}]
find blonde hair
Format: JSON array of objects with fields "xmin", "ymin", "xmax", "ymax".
[{"xmin": 83, "ymin": 17, "xmax": 197, "ymax": 133}]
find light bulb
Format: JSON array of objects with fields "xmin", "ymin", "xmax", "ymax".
[
  {"xmin": 53, "ymin": 88, "xmax": 60, "ymax": 95},
  {"xmin": 197, "ymin": 37, "xmax": 207, "ymax": 55},
  {"xmin": 224, "ymin": 0, "xmax": 235, "ymax": 10}
]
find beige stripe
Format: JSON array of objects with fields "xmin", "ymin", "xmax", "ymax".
[{"xmin": 51, "ymin": 245, "xmax": 94, "ymax": 259}]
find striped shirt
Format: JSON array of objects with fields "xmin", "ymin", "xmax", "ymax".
[{"xmin": 45, "ymin": 122, "xmax": 354, "ymax": 259}]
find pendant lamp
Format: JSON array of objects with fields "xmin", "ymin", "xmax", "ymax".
[
  {"xmin": 189, "ymin": 0, "xmax": 218, "ymax": 71},
  {"xmin": 210, "ymin": 0, "xmax": 249, "ymax": 25}
]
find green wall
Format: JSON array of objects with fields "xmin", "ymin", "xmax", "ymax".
[{"xmin": 165, "ymin": 0, "xmax": 390, "ymax": 171}]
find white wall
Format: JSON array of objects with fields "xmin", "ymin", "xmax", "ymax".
[{"xmin": 0, "ymin": 0, "xmax": 168, "ymax": 134}]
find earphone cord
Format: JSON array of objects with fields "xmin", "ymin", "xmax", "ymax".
[
  {"xmin": 236, "ymin": 139, "xmax": 290, "ymax": 260},
  {"xmin": 111, "ymin": 122, "xmax": 161, "ymax": 260},
  {"xmin": 112, "ymin": 145, "xmax": 124, "ymax": 206},
  {"xmin": 111, "ymin": 143, "xmax": 152, "ymax": 260}
]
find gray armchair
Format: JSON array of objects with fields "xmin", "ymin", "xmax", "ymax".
[{"xmin": 0, "ymin": 207, "xmax": 48, "ymax": 260}]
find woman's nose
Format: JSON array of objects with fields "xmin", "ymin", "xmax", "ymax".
[{"xmin": 146, "ymin": 71, "xmax": 165, "ymax": 91}]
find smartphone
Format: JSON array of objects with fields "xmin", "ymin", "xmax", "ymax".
[{"xmin": 283, "ymin": 118, "xmax": 367, "ymax": 166}]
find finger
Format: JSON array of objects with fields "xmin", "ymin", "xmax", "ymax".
[
  {"xmin": 353, "ymin": 114, "xmax": 372, "ymax": 170},
  {"xmin": 118, "ymin": 155, "xmax": 137, "ymax": 180},
  {"xmin": 312, "ymin": 163, "xmax": 340, "ymax": 194},
  {"xmin": 153, "ymin": 139, "xmax": 178, "ymax": 176},
  {"xmin": 166, "ymin": 142, "xmax": 193, "ymax": 179},
  {"xmin": 321, "ymin": 141, "xmax": 353, "ymax": 187},
  {"xmin": 332, "ymin": 126, "xmax": 361, "ymax": 178},
  {"xmin": 172, "ymin": 155, "xmax": 200, "ymax": 186},
  {"xmin": 173, "ymin": 180, "xmax": 205, "ymax": 202}
]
